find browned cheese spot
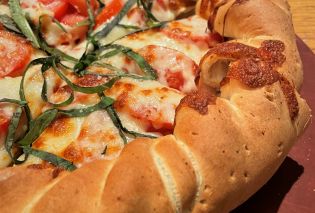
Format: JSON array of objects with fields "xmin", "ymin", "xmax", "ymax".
[
  {"xmin": 205, "ymin": 40, "xmax": 298, "ymax": 120},
  {"xmin": 177, "ymin": 90, "xmax": 216, "ymax": 115}
]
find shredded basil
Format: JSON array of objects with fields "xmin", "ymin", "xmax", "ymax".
[
  {"xmin": 5, "ymin": 107, "xmax": 23, "ymax": 163},
  {"xmin": 100, "ymin": 44, "xmax": 157, "ymax": 79},
  {"xmin": 37, "ymin": 16, "xmax": 78, "ymax": 62},
  {"xmin": 137, "ymin": 0, "xmax": 159, "ymax": 23},
  {"xmin": 0, "ymin": 14, "xmax": 22, "ymax": 34},
  {"xmin": 53, "ymin": 61, "xmax": 120, "ymax": 94},
  {"xmin": 73, "ymin": 51, "xmax": 98, "ymax": 75},
  {"xmin": 86, "ymin": 0, "xmax": 95, "ymax": 35},
  {"xmin": 106, "ymin": 106, "xmax": 157, "ymax": 144},
  {"xmin": 0, "ymin": 98, "xmax": 26, "ymax": 106},
  {"xmin": 94, "ymin": 0, "xmax": 136, "ymax": 39},
  {"xmin": 8, "ymin": 0, "xmax": 40, "ymax": 48},
  {"xmin": 58, "ymin": 96, "xmax": 114, "ymax": 118},
  {"xmin": 19, "ymin": 58, "xmax": 52, "ymax": 122},
  {"xmin": 39, "ymin": 57, "xmax": 75, "ymax": 107},
  {"xmin": 18, "ymin": 109, "xmax": 58, "ymax": 146},
  {"xmin": 23, "ymin": 147, "xmax": 76, "ymax": 171},
  {"xmin": 117, "ymin": 24, "xmax": 141, "ymax": 30},
  {"xmin": 2, "ymin": 0, "xmax": 171, "ymax": 169}
]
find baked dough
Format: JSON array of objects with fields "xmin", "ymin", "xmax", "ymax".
[{"xmin": 0, "ymin": 0, "xmax": 311, "ymax": 212}]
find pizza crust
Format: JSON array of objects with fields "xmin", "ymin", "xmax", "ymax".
[{"xmin": 0, "ymin": 0, "xmax": 311, "ymax": 212}]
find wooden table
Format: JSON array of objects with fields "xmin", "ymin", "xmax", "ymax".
[{"xmin": 288, "ymin": 0, "xmax": 315, "ymax": 53}]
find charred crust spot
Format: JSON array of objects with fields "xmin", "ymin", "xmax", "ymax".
[
  {"xmin": 279, "ymin": 77, "xmax": 299, "ymax": 120},
  {"xmin": 177, "ymin": 91, "xmax": 216, "ymax": 115}
]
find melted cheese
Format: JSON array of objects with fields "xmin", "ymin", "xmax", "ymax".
[
  {"xmin": 113, "ymin": 16, "xmax": 212, "ymax": 63},
  {"xmin": 0, "ymin": 77, "xmax": 22, "ymax": 168},
  {"xmin": 105, "ymin": 78, "xmax": 184, "ymax": 135},
  {"xmin": 0, "ymin": 3, "xmax": 216, "ymax": 168}
]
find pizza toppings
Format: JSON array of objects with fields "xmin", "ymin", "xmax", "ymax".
[
  {"xmin": 106, "ymin": 78, "xmax": 184, "ymax": 135},
  {"xmin": 0, "ymin": 0, "xmax": 217, "ymax": 169},
  {"xmin": 0, "ymin": 30, "xmax": 32, "ymax": 78}
]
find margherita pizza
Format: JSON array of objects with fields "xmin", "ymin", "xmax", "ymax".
[{"xmin": 0, "ymin": 0, "xmax": 311, "ymax": 212}]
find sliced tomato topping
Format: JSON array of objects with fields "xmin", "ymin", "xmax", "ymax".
[
  {"xmin": 39, "ymin": 0, "xmax": 69, "ymax": 20},
  {"xmin": 0, "ymin": 31, "xmax": 32, "ymax": 78},
  {"xmin": 60, "ymin": 12, "xmax": 87, "ymax": 25},
  {"xmin": 67, "ymin": 0, "xmax": 99, "ymax": 16},
  {"xmin": 165, "ymin": 71, "xmax": 185, "ymax": 91},
  {"xmin": 0, "ymin": 112, "xmax": 10, "ymax": 137},
  {"xmin": 95, "ymin": 0, "xmax": 123, "ymax": 28}
]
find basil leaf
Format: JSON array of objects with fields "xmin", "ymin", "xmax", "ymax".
[
  {"xmin": 106, "ymin": 106, "xmax": 127, "ymax": 144},
  {"xmin": 106, "ymin": 106, "xmax": 157, "ymax": 144},
  {"xmin": 58, "ymin": 96, "xmax": 114, "ymax": 118},
  {"xmin": 74, "ymin": 52, "xmax": 98, "ymax": 75},
  {"xmin": 8, "ymin": 0, "xmax": 40, "ymax": 48},
  {"xmin": 99, "ymin": 49, "xmax": 122, "ymax": 59},
  {"xmin": 137, "ymin": 0, "xmax": 159, "ymax": 23},
  {"xmin": 87, "ymin": 0, "xmax": 95, "ymax": 35},
  {"xmin": 0, "ymin": 14, "xmax": 22, "ymax": 34},
  {"xmin": 5, "ymin": 107, "xmax": 23, "ymax": 162},
  {"xmin": 40, "ymin": 61, "xmax": 75, "ymax": 107},
  {"xmin": 53, "ymin": 60, "xmax": 120, "ymax": 94},
  {"xmin": 23, "ymin": 147, "xmax": 76, "ymax": 171},
  {"xmin": 36, "ymin": 16, "xmax": 78, "ymax": 62},
  {"xmin": 101, "ymin": 44, "xmax": 157, "ymax": 79},
  {"xmin": 117, "ymin": 24, "xmax": 141, "ymax": 30},
  {"xmin": 94, "ymin": 0, "xmax": 136, "ymax": 39},
  {"xmin": 124, "ymin": 50, "xmax": 157, "ymax": 79},
  {"xmin": 0, "ymin": 98, "xmax": 26, "ymax": 106},
  {"xmin": 19, "ymin": 57, "xmax": 53, "ymax": 122},
  {"xmin": 18, "ymin": 109, "xmax": 58, "ymax": 146}
]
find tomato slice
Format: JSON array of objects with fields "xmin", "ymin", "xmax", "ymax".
[
  {"xmin": 0, "ymin": 114, "xmax": 9, "ymax": 135},
  {"xmin": 95, "ymin": 0, "xmax": 123, "ymax": 28},
  {"xmin": 67, "ymin": 0, "xmax": 99, "ymax": 16},
  {"xmin": 0, "ymin": 31, "xmax": 32, "ymax": 78},
  {"xmin": 60, "ymin": 12, "xmax": 87, "ymax": 25},
  {"xmin": 38, "ymin": 0, "xmax": 69, "ymax": 20}
]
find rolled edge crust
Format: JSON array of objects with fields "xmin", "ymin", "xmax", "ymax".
[
  {"xmin": 0, "ymin": 0, "xmax": 311, "ymax": 212},
  {"xmin": 174, "ymin": 80, "xmax": 310, "ymax": 212},
  {"xmin": 196, "ymin": 0, "xmax": 303, "ymax": 89}
]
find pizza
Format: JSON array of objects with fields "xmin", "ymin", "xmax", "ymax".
[{"xmin": 0, "ymin": 0, "xmax": 311, "ymax": 212}]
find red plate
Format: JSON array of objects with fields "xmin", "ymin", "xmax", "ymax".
[{"xmin": 232, "ymin": 38, "xmax": 315, "ymax": 212}]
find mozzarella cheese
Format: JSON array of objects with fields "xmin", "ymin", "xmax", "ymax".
[{"xmin": 0, "ymin": 2, "xmax": 219, "ymax": 168}]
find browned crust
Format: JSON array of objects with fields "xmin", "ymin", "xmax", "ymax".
[
  {"xmin": 177, "ymin": 90, "xmax": 217, "ymax": 115},
  {"xmin": 0, "ymin": 1, "xmax": 311, "ymax": 213}
]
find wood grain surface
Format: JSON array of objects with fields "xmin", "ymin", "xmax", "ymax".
[{"xmin": 288, "ymin": 0, "xmax": 315, "ymax": 53}]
